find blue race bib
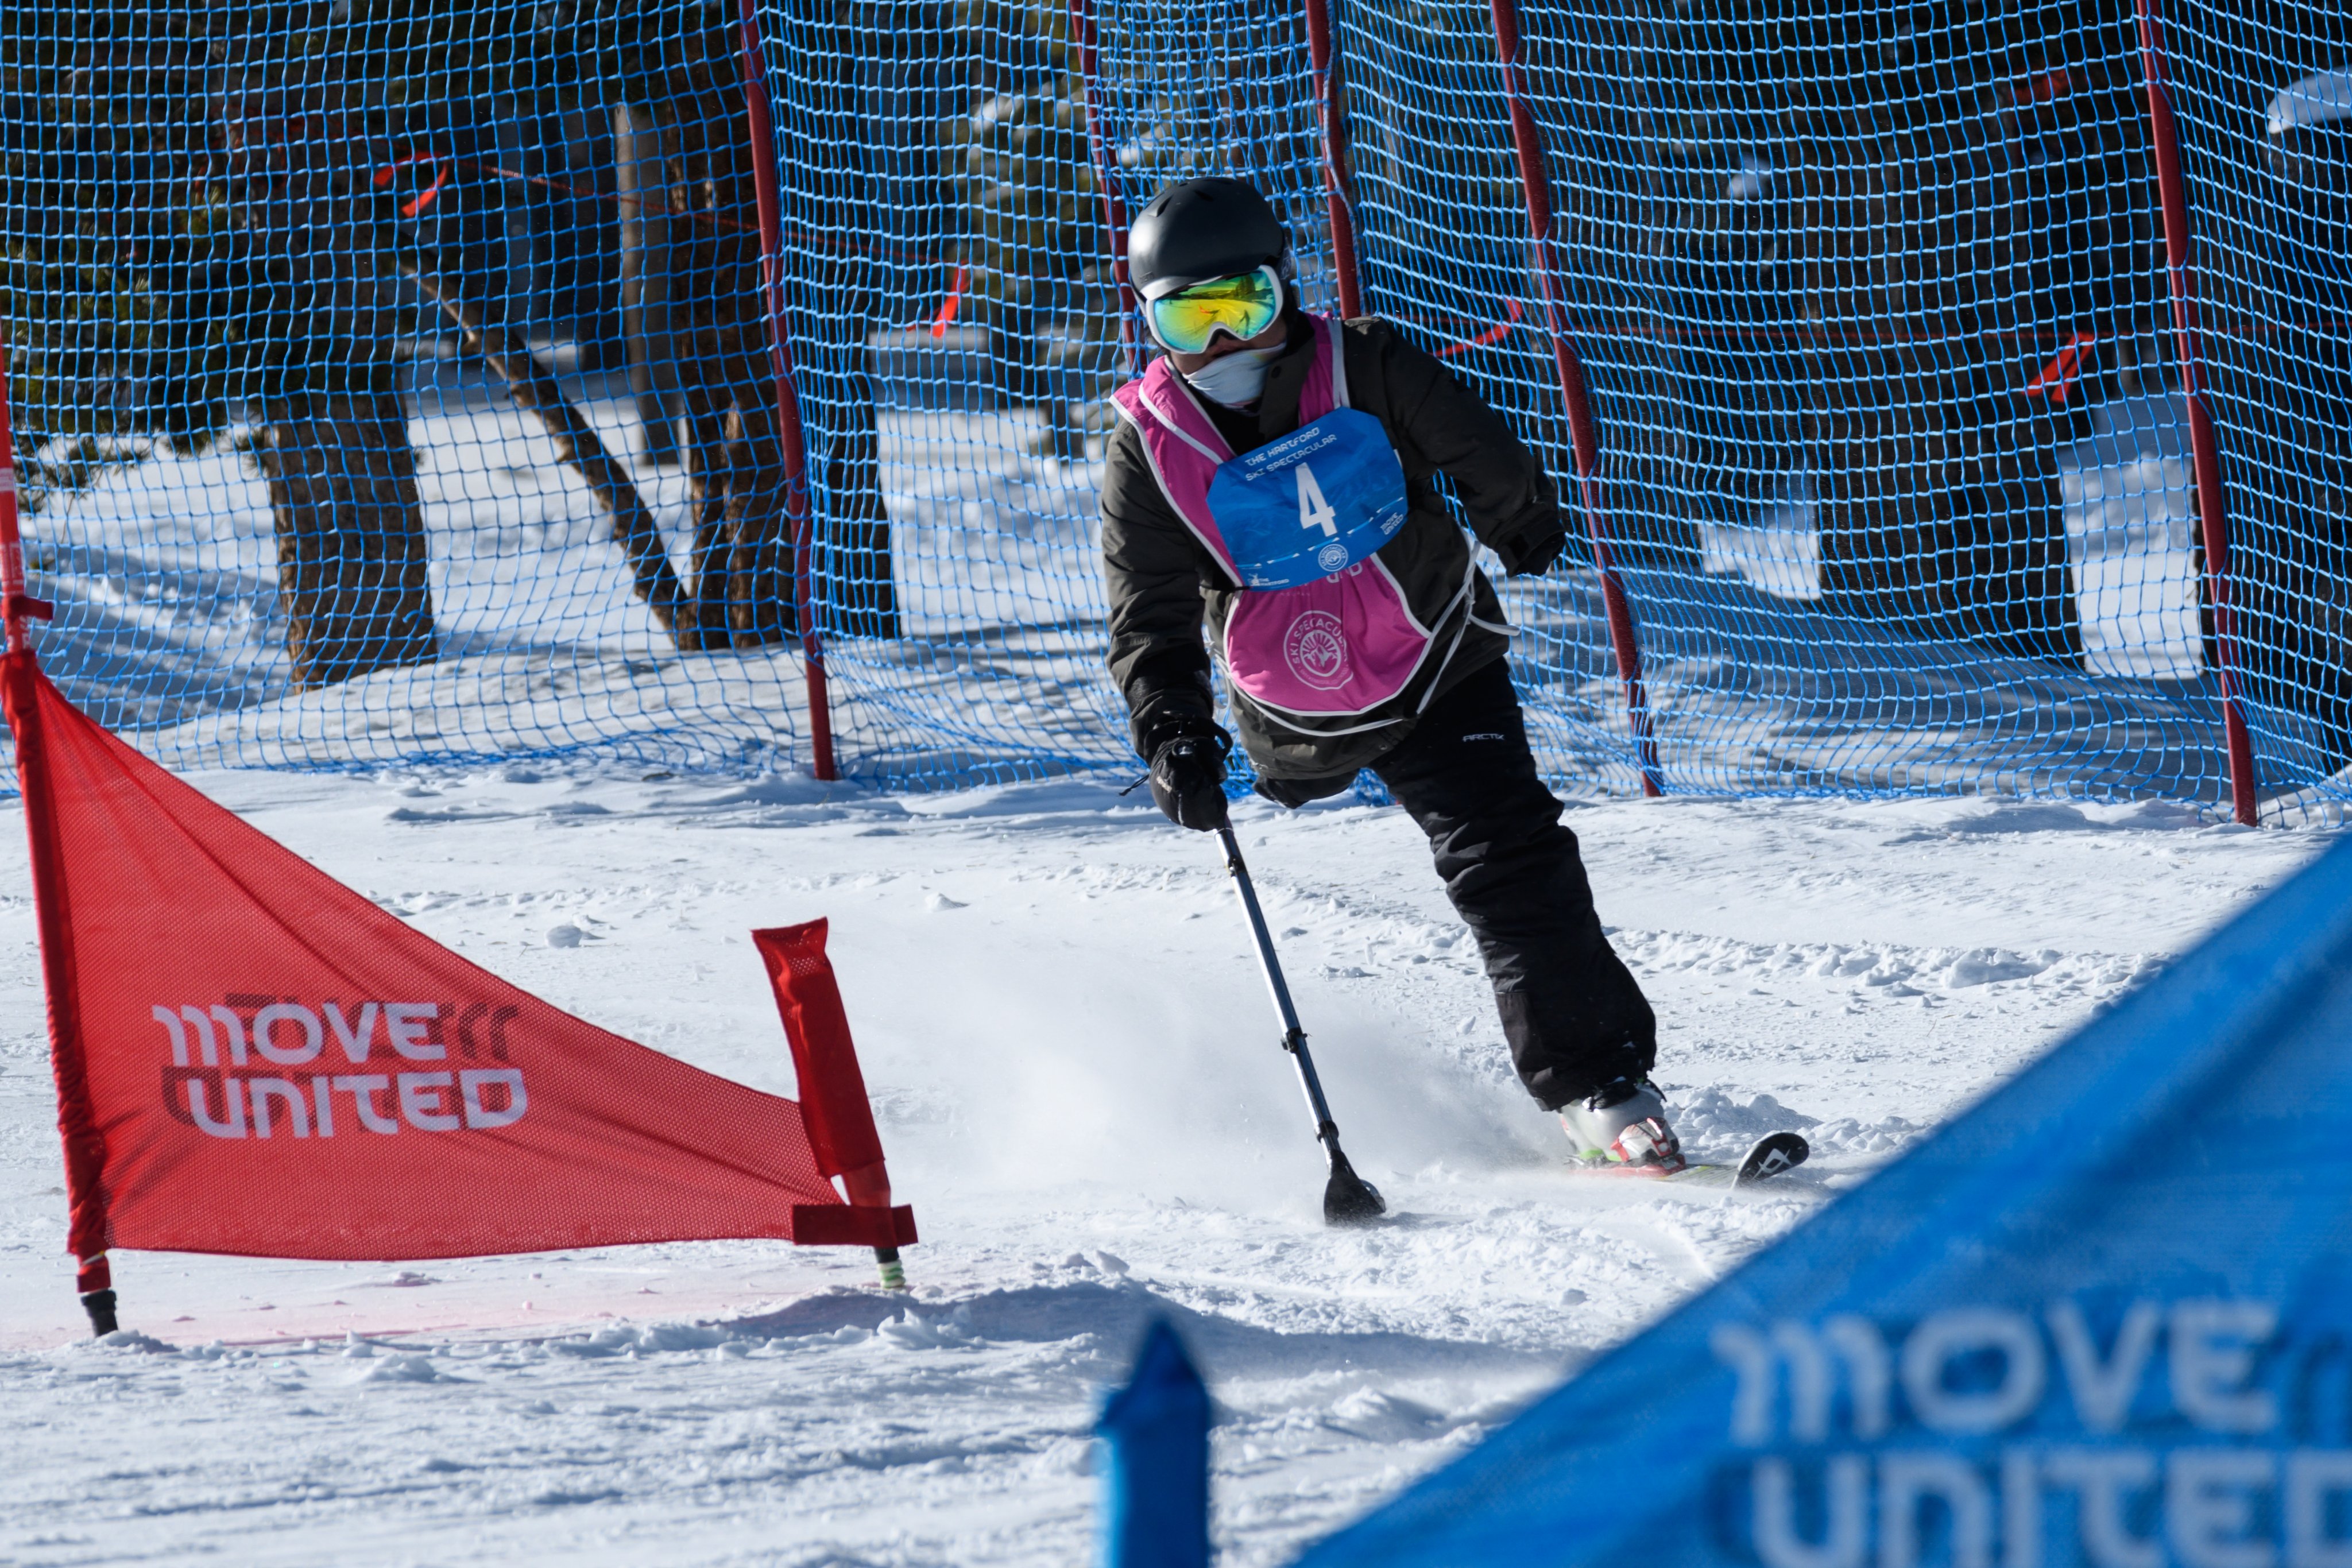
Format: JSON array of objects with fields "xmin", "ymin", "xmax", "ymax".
[{"xmin": 1206, "ymin": 408, "xmax": 1409, "ymax": 590}]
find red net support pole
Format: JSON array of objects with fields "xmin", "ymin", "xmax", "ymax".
[
  {"xmin": 0, "ymin": 332, "xmax": 49, "ymax": 656},
  {"xmin": 1303, "ymin": 0, "xmax": 1363, "ymax": 319},
  {"xmin": 1485, "ymin": 0, "xmax": 1662, "ymax": 797},
  {"xmin": 736, "ymin": 0, "xmax": 838, "ymax": 782},
  {"xmin": 2136, "ymin": 0, "xmax": 2258, "ymax": 827},
  {"xmin": 1068, "ymin": 0, "xmax": 1146, "ymax": 381}
]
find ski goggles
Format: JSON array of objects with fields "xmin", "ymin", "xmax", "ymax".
[{"xmin": 1143, "ymin": 265, "xmax": 1285, "ymax": 355}]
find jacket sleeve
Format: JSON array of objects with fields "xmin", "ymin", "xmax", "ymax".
[
  {"xmin": 1359, "ymin": 319, "xmax": 1569, "ymax": 575},
  {"xmin": 1100, "ymin": 419, "xmax": 1224, "ymax": 758}
]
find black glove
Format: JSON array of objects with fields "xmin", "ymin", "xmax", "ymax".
[
  {"xmin": 1148, "ymin": 727, "xmax": 1232, "ymax": 832},
  {"xmin": 1503, "ymin": 525, "xmax": 1569, "ymax": 578}
]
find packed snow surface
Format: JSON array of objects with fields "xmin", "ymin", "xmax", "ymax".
[{"xmin": 0, "ymin": 770, "xmax": 2332, "ymax": 1564}]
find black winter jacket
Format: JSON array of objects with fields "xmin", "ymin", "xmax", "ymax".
[{"xmin": 1100, "ymin": 313, "xmax": 1567, "ymax": 781}]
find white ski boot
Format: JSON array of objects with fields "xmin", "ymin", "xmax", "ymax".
[{"xmin": 1560, "ymin": 1077, "xmax": 1686, "ymax": 1173}]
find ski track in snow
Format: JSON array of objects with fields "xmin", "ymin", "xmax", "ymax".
[{"xmin": 0, "ymin": 773, "xmax": 2332, "ymax": 1565}]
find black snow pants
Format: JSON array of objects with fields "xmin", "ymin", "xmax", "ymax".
[{"xmin": 1261, "ymin": 659, "xmax": 1656, "ymax": 1109}]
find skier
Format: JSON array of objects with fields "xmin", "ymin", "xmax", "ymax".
[{"xmin": 1099, "ymin": 176, "xmax": 1681, "ymax": 1172}]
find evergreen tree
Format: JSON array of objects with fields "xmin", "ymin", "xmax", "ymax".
[
  {"xmin": 0, "ymin": 6, "xmax": 245, "ymax": 505},
  {"xmin": 961, "ymin": 0, "xmax": 1109, "ymax": 460},
  {"xmin": 2, "ymin": 1, "xmax": 439, "ymax": 686}
]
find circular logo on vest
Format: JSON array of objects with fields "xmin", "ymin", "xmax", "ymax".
[
  {"xmin": 1282, "ymin": 610, "xmax": 1351, "ymax": 691},
  {"xmin": 1316, "ymin": 539, "xmax": 1350, "ymax": 575}
]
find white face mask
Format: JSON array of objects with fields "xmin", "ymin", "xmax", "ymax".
[{"xmin": 1181, "ymin": 343, "xmax": 1284, "ymax": 409}]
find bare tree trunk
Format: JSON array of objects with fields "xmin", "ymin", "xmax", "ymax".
[
  {"xmin": 613, "ymin": 101, "xmax": 682, "ymax": 466},
  {"xmin": 214, "ymin": 57, "xmax": 439, "ymax": 689},
  {"xmin": 666, "ymin": 65, "xmax": 799, "ymax": 649},
  {"xmin": 722, "ymin": 397, "xmax": 792, "ymax": 640},
  {"xmin": 811, "ymin": 340, "xmax": 900, "ymax": 637},
  {"xmin": 670, "ymin": 349, "xmax": 795, "ymax": 650},
  {"xmin": 399, "ymin": 258, "xmax": 688, "ymax": 636},
  {"xmin": 257, "ymin": 395, "xmax": 438, "ymax": 688},
  {"xmin": 680, "ymin": 378, "xmax": 738, "ymax": 646},
  {"xmin": 603, "ymin": 17, "xmax": 887, "ymax": 651}
]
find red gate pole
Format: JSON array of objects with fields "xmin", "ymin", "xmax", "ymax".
[
  {"xmin": 1484, "ymin": 0, "xmax": 1662, "ymax": 796},
  {"xmin": 0, "ymin": 331, "xmax": 114, "ymax": 1335},
  {"xmin": 2136, "ymin": 0, "xmax": 2258, "ymax": 826},
  {"xmin": 1302, "ymin": 0, "xmax": 1363, "ymax": 318},
  {"xmin": 737, "ymin": 0, "xmax": 838, "ymax": 781},
  {"xmin": 1067, "ymin": 0, "xmax": 1145, "ymax": 380}
]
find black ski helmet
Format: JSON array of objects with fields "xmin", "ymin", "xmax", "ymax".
[{"xmin": 1127, "ymin": 176, "xmax": 1292, "ymax": 301}]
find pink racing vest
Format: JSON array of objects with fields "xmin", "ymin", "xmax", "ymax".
[{"xmin": 1111, "ymin": 315, "xmax": 1446, "ymax": 720}]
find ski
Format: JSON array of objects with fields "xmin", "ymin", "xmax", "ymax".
[
  {"xmin": 1574, "ymin": 1132, "xmax": 1812, "ymax": 1190},
  {"xmin": 1729, "ymin": 1130, "xmax": 1811, "ymax": 1186}
]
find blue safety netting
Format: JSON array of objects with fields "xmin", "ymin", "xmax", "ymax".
[
  {"xmin": 1320, "ymin": 0, "xmax": 2349, "ymax": 806},
  {"xmin": 1, "ymin": 1, "xmax": 2344, "ymax": 813}
]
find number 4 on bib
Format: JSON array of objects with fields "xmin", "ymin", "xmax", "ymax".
[
  {"xmin": 1297, "ymin": 463, "xmax": 1338, "ymax": 538},
  {"xmin": 1206, "ymin": 408, "xmax": 1409, "ymax": 589}
]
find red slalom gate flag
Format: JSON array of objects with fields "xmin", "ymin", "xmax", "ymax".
[{"xmin": 1, "ymin": 651, "xmax": 913, "ymax": 1329}]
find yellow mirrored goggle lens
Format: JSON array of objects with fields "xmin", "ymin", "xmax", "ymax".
[{"xmin": 1147, "ymin": 268, "xmax": 1283, "ymax": 354}]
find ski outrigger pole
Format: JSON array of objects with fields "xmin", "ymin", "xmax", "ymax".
[{"xmin": 1215, "ymin": 824, "xmax": 1387, "ymax": 1226}]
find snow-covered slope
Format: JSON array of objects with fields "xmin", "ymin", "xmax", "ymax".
[{"xmin": 0, "ymin": 768, "xmax": 2328, "ymax": 1564}]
